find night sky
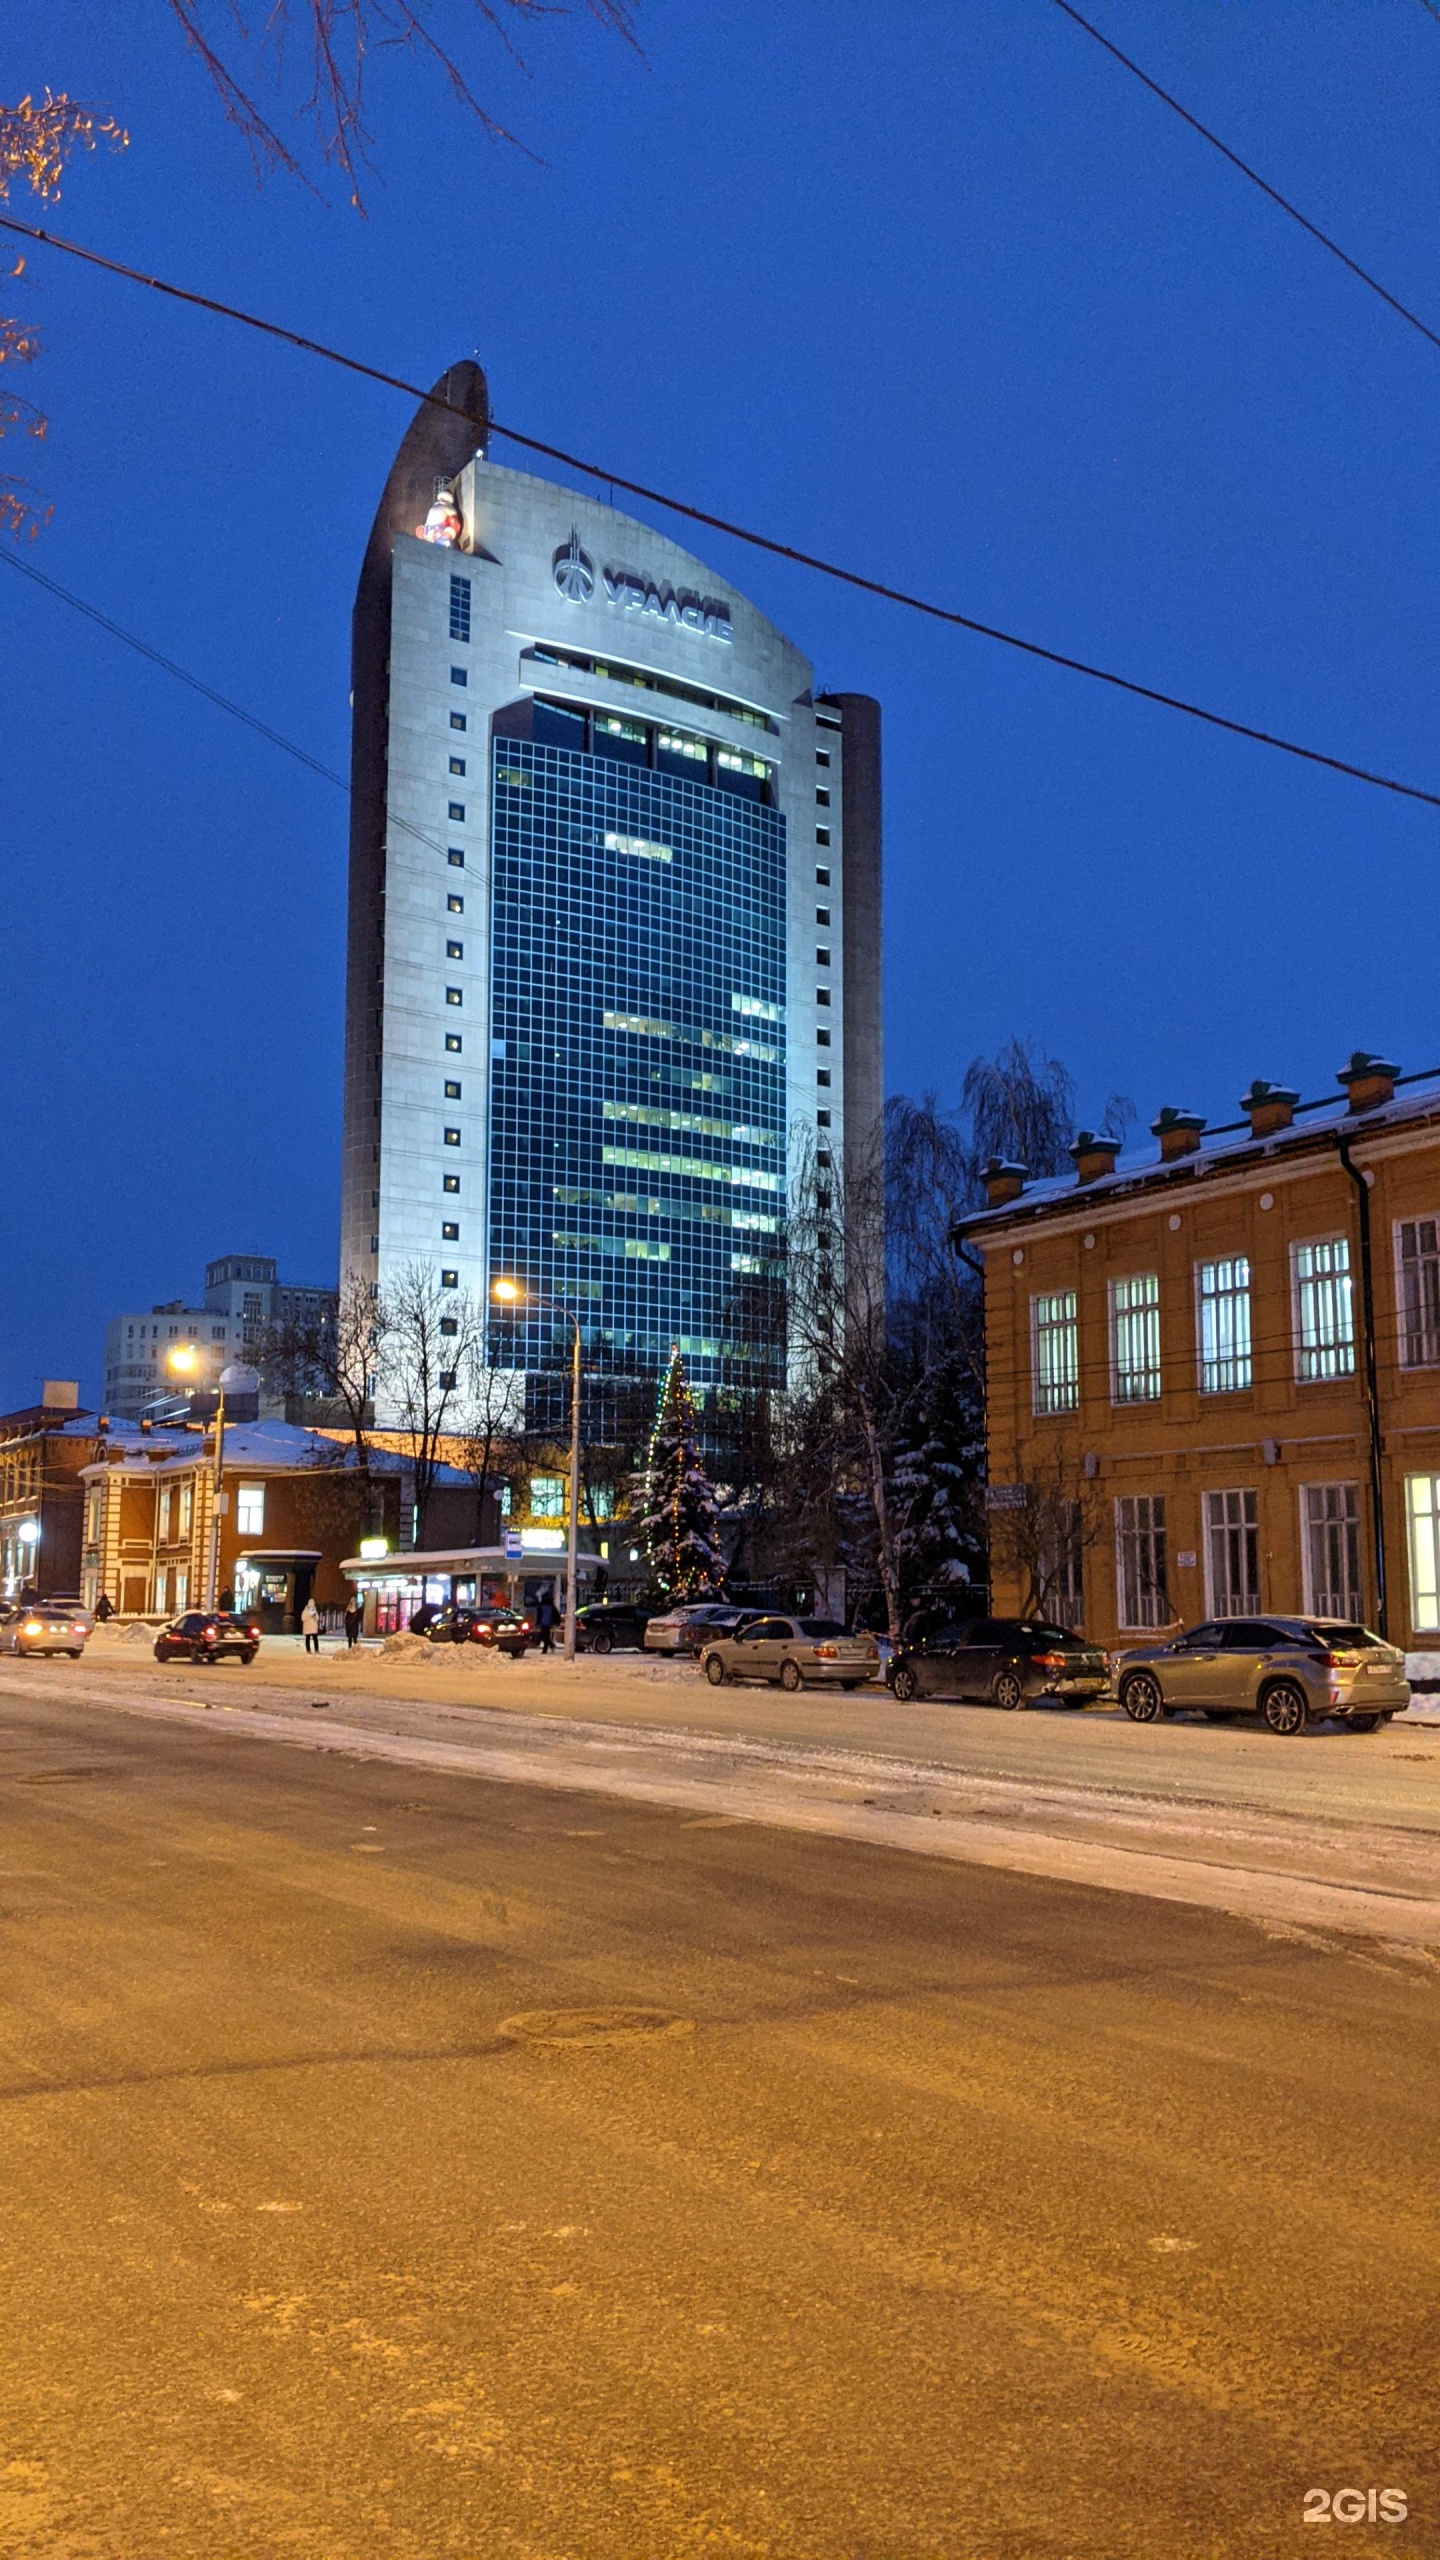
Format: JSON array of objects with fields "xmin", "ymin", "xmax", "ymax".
[{"xmin": 6, "ymin": 1, "xmax": 1440, "ymax": 1411}]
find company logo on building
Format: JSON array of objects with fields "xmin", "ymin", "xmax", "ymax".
[
  {"xmin": 552, "ymin": 528, "xmax": 596, "ymax": 603},
  {"xmin": 551, "ymin": 526, "xmax": 733, "ymax": 643}
]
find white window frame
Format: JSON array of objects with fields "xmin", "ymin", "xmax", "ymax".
[
  {"xmin": 1300, "ymin": 1482, "xmax": 1363, "ymax": 1622},
  {"xmin": 1110, "ymin": 1272, "xmax": 1160, "ymax": 1405},
  {"xmin": 235, "ymin": 1482, "xmax": 265, "ymax": 1537},
  {"xmin": 1031, "ymin": 1288, "xmax": 1079, "ymax": 1417},
  {"xmin": 1115, "ymin": 1493, "xmax": 1169, "ymax": 1630},
  {"xmin": 174, "ymin": 1566, "xmax": 188, "ymax": 1612},
  {"xmin": 1292, "ymin": 1235, "xmax": 1355, "ymax": 1383},
  {"xmin": 1195, "ymin": 1255, "xmax": 1252, "ymax": 1395},
  {"xmin": 1406, "ymin": 1475, "xmax": 1440, "ymax": 1636},
  {"xmin": 530, "ymin": 1474, "xmax": 565, "ymax": 1520},
  {"xmin": 1203, "ymin": 1488, "xmax": 1260, "ymax": 1619},
  {"xmin": 1396, "ymin": 1217, "xmax": 1440, "ymax": 1371}
]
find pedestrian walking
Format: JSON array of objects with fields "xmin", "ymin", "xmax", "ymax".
[
  {"xmin": 301, "ymin": 1595, "xmax": 322, "ymax": 1656},
  {"xmin": 535, "ymin": 1589, "xmax": 559, "ymax": 1655},
  {"xmin": 344, "ymin": 1601, "xmax": 362, "ymax": 1650},
  {"xmin": 94, "ymin": 1592, "xmax": 115, "ymax": 1622}
]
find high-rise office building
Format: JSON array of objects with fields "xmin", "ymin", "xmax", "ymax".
[{"xmin": 342, "ymin": 361, "xmax": 882, "ymax": 1424}]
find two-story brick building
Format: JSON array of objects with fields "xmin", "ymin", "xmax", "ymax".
[{"xmin": 958, "ymin": 1052, "xmax": 1440, "ymax": 1650}]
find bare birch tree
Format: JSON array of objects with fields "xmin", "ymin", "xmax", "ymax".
[{"xmin": 379, "ymin": 1263, "xmax": 484, "ymax": 1544}]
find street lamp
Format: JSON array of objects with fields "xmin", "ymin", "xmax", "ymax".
[
  {"xmin": 165, "ymin": 1341, "xmax": 224, "ymax": 1611},
  {"xmin": 491, "ymin": 1277, "xmax": 582, "ymax": 1662}
]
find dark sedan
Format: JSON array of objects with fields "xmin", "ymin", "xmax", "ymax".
[
  {"xmin": 426, "ymin": 1604, "xmax": 532, "ymax": 1657},
  {"xmin": 154, "ymin": 1611, "xmax": 260, "ymax": 1665},
  {"xmin": 887, "ymin": 1617, "xmax": 1108, "ymax": 1709},
  {"xmin": 574, "ymin": 1602, "xmax": 651, "ymax": 1654}
]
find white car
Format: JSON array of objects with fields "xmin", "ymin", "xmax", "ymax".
[
  {"xmin": 0, "ymin": 1601, "xmax": 90, "ymax": 1659},
  {"xmin": 643, "ymin": 1602, "xmax": 743, "ymax": 1655}
]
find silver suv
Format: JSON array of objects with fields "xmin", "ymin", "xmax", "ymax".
[{"xmin": 1116, "ymin": 1616, "xmax": 1409, "ymax": 1735}]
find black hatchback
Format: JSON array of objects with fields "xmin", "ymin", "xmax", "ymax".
[
  {"xmin": 888, "ymin": 1617, "xmax": 1108, "ymax": 1710},
  {"xmin": 574, "ymin": 1601, "xmax": 652, "ymax": 1654}
]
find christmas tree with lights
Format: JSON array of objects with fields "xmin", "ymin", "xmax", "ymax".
[{"xmin": 640, "ymin": 1346, "xmax": 724, "ymax": 1596}]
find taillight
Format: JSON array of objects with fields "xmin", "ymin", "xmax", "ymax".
[
  {"xmin": 1310, "ymin": 1650, "xmax": 1340, "ymax": 1668},
  {"xmin": 815, "ymin": 1643, "xmax": 838, "ymax": 1658},
  {"xmin": 1032, "ymin": 1652, "xmax": 1069, "ymax": 1670},
  {"xmin": 519, "ymin": 1621, "xmax": 531, "ymax": 1633}
]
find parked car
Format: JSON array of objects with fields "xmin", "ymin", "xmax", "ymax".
[
  {"xmin": 574, "ymin": 1601, "xmax": 651, "ymax": 1654},
  {"xmin": 644, "ymin": 1602, "xmax": 744, "ymax": 1655},
  {"xmin": 887, "ymin": 1617, "xmax": 1109, "ymax": 1709},
  {"xmin": 0, "ymin": 1601, "xmax": 90, "ymax": 1659},
  {"xmin": 700, "ymin": 1614, "xmax": 880, "ymax": 1691},
  {"xmin": 154, "ymin": 1611, "xmax": 261, "ymax": 1665},
  {"xmin": 1115, "ymin": 1616, "xmax": 1410, "ymax": 1735},
  {"xmin": 426, "ymin": 1604, "xmax": 532, "ymax": 1657}
]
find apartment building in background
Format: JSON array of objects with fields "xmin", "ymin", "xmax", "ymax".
[
  {"xmin": 341, "ymin": 360, "xmax": 882, "ymax": 1434},
  {"xmin": 959, "ymin": 1052, "xmax": 1440, "ymax": 1649},
  {"xmin": 102, "ymin": 1255, "xmax": 337, "ymax": 1420}
]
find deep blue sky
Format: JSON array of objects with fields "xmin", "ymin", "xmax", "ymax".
[{"xmin": 6, "ymin": 1, "xmax": 1440, "ymax": 1410}]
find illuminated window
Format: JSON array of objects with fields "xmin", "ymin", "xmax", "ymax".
[
  {"xmin": 530, "ymin": 1475, "xmax": 565, "ymax": 1519},
  {"xmin": 450, "ymin": 711, "xmax": 467, "ymax": 732},
  {"xmin": 448, "ymin": 849, "xmax": 465, "ymax": 868},
  {"xmin": 444, "ymin": 1127, "xmax": 461, "ymax": 1147},
  {"xmin": 442, "ymin": 1222, "xmax": 459, "ymax": 1242},
  {"xmin": 1110, "ymin": 1273, "xmax": 1161, "ymax": 1403},
  {"xmin": 445, "ymin": 1034, "xmax": 462, "ymax": 1054},
  {"xmin": 1032, "ymin": 1290, "xmax": 1079, "ymax": 1415},
  {"xmin": 444, "ymin": 1080, "xmax": 461, "ymax": 1100},
  {"xmin": 448, "ymin": 801, "xmax": 465, "ymax": 822},
  {"xmin": 441, "ymin": 1269, "xmax": 459, "ymax": 1289},
  {"xmin": 1116, "ymin": 1494, "xmax": 1169, "ymax": 1629},
  {"xmin": 1197, "ymin": 1257, "xmax": 1252, "ymax": 1393},
  {"xmin": 447, "ymin": 894, "xmax": 463, "ymax": 915},
  {"xmin": 449, "ymin": 756, "xmax": 466, "ymax": 777},
  {"xmin": 236, "ymin": 1483, "xmax": 265, "ymax": 1536},
  {"xmin": 1293, "ymin": 1237, "xmax": 1354, "ymax": 1382},
  {"xmin": 443, "ymin": 1174, "xmax": 460, "ymax": 1193},
  {"xmin": 446, "ymin": 987, "xmax": 463, "ymax": 1006}
]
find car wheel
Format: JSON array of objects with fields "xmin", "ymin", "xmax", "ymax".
[
  {"xmin": 241, "ymin": 1649, "xmax": 257, "ymax": 1665},
  {"xmin": 704, "ymin": 1653, "xmax": 728, "ymax": 1686},
  {"xmin": 890, "ymin": 1665, "xmax": 918, "ymax": 1703},
  {"xmin": 1261, "ymin": 1680, "xmax": 1309, "ymax": 1737},
  {"xmin": 779, "ymin": 1659, "xmax": 803, "ymax": 1692},
  {"xmin": 1120, "ymin": 1671, "xmax": 1165, "ymax": 1723},
  {"xmin": 1347, "ymin": 1712, "xmax": 1382, "ymax": 1733},
  {"xmin": 992, "ymin": 1668, "xmax": 1025, "ymax": 1711},
  {"xmin": 69, "ymin": 1648, "xmax": 84, "ymax": 1659},
  {"xmin": 590, "ymin": 1630, "xmax": 613, "ymax": 1655}
]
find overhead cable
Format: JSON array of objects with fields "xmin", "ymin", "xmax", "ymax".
[
  {"xmin": 3, "ymin": 209, "xmax": 1440, "ymax": 812},
  {"xmin": 1048, "ymin": 0, "xmax": 1440, "ymax": 360}
]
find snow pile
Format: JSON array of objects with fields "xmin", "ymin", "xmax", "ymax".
[
  {"xmin": 120, "ymin": 1620, "xmax": 157, "ymax": 1644},
  {"xmin": 381, "ymin": 1631, "xmax": 434, "ymax": 1661}
]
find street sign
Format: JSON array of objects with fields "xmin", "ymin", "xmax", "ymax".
[
  {"xmin": 503, "ymin": 1529, "xmax": 524, "ymax": 1562},
  {"xmin": 984, "ymin": 1484, "xmax": 1028, "ymax": 1511}
]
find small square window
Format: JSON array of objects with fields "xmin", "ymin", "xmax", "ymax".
[
  {"xmin": 446, "ymin": 986, "xmax": 463, "ymax": 1005},
  {"xmin": 448, "ymin": 849, "xmax": 465, "ymax": 868},
  {"xmin": 448, "ymin": 801, "xmax": 465, "ymax": 822},
  {"xmin": 816, "ymin": 906, "xmax": 830, "ymax": 925},
  {"xmin": 817, "ymin": 1026, "xmax": 832, "ymax": 1045},
  {"xmin": 446, "ymin": 939, "xmax": 463, "ymax": 960},
  {"xmin": 444, "ymin": 1033, "xmax": 462, "ymax": 1053},
  {"xmin": 442, "ymin": 1222, "xmax": 460, "ymax": 1241},
  {"xmin": 450, "ymin": 665, "xmax": 468, "ymax": 687},
  {"xmin": 440, "ymin": 1314, "xmax": 459, "ymax": 1337},
  {"xmin": 816, "ymin": 865, "xmax": 830, "ymax": 886},
  {"xmin": 817, "ymin": 1068, "xmax": 832, "ymax": 1087},
  {"xmin": 816, "ymin": 987, "xmax": 831, "ymax": 1006},
  {"xmin": 449, "ymin": 756, "xmax": 466, "ymax": 776},
  {"xmin": 816, "ymin": 788, "xmax": 831, "ymax": 807},
  {"xmin": 447, "ymin": 893, "xmax": 464, "ymax": 914},
  {"xmin": 439, "ymin": 1368, "xmax": 458, "ymax": 1391},
  {"xmin": 444, "ymin": 1079, "xmax": 461, "ymax": 1099},
  {"xmin": 444, "ymin": 1126, "xmax": 461, "ymax": 1147},
  {"xmin": 441, "ymin": 1268, "xmax": 459, "ymax": 1288},
  {"xmin": 816, "ymin": 749, "xmax": 831, "ymax": 767},
  {"xmin": 816, "ymin": 826, "xmax": 831, "ymax": 845},
  {"xmin": 817, "ymin": 1108, "xmax": 832, "ymax": 1127},
  {"xmin": 816, "ymin": 947, "xmax": 831, "ymax": 966},
  {"xmin": 450, "ymin": 711, "xmax": 467, "ymax": 731},
  {"xmin": 443, "ymin": 1174, "xmax": 460, "ymax": 1193}
]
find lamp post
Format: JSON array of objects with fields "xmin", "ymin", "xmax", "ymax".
[
  {"xmin": 491, "ymin": 1279, "xmax": 582, "ymax": 1662},
  {"xmin": 165, "ymin": 1342, "xmax": 225, "ymax": 1612}
]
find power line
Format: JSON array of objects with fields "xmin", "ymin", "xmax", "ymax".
[
  {"xmin": 0, "ymin": 543, "xmax": 452, "ymax": 867},
  {"xmin": 0, "ymin": 544, "xmax": 345, "ymax": 785},
  {"xmin": 1048, "ymin": 0, "xmax": 1440, "ymax": 360},
  {"xmin": 3, "ymin": 209, "xmax": 1440, "ymax": 815}
]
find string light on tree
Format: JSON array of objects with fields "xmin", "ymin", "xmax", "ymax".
[{"xmin": 640, "ymin": 1346, "xmax": 724, "ymax": 1597}]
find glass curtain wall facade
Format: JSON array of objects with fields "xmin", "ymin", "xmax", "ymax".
[{"xmin": 489, "ymin": 729, "xmax": 787, "ymax": 1410}]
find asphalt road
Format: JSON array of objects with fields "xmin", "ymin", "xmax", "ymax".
[{"xmin": 3, "ymin": 1686, "xmax": 1438, "ymax": 2560}]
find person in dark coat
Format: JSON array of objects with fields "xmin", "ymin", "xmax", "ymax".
[
  {"xmin": 535, "ymin": 1589, "xmax": 559, "ymax": 1655},
  {"xmin": 94, "ymin": 1592, "xmax": 115, "ymax": 1622},
  {"xmin": 344, "ymin": 1601, "xmax": 362, "ymax": 1649}
]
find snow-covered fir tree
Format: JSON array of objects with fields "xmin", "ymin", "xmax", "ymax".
[{"xmin": 640, "ymin": 1347, "xmax": 725, "ymax": 1596}]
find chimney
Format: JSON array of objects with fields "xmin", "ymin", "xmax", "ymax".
[
  {"xmin": 981, "ymin": 1157, "xmax": 1028, "ymax": 1209},
  {"xmin": 1069, "ymin": 1129, "xmax": 1121, "ymax": 1184},
  {"xmin": 1239, "ymin": 1079, "xmax": 1299, "ymax": 1140},
  {"xmin": 1151, "ymin": 1107, "xmax": 1206, "ymax": 1163},
  {"xmin": 42, "ymin": 1379, "xmax": 80, "ymax": 1410},
  {"xmin": 1337, "ymin": 1050, "xmax": 1399, "ymax": 1115}
]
